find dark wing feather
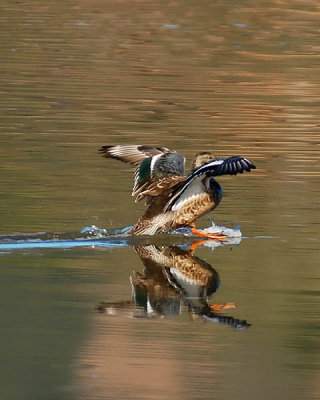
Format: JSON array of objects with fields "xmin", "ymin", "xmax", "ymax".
[
  {"xmin": 165, "ymin": 156, "xmax": 256, "ymax": 211},
  {"xmin": 99, "ymin": 145, "xmax": 171, "ymax": 165},
  {"xmin": 214, "ymin": 156, "xmax": 255, "ymax": 176}
]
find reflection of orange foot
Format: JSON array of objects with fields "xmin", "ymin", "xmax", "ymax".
[
  {"xmin": 191, "ymin": 227, "xmax": 227, "ymax": 242},
  {"xmin": 210, "ymin": 302, "xmax": 237, "ymax": 313},
  {"xmin": 190, "ymin": 239, "xmax": 207, "ymax": 251}
]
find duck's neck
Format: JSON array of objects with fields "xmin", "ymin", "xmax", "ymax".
[{"xmin": 191, "ymin": 152, "xmax": 215, "ymax": 170}]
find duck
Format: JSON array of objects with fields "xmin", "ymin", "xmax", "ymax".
[
  {"xmin": 99, "ymin": 145, "xmax": 255, "ymax": 238},
  {"xmin": 134, "ymin": 245, "xmax": 240, "ymax": 318},
  {"xmin": 96, "ymin": 244, "xmax": 248, "ymax": 327}
]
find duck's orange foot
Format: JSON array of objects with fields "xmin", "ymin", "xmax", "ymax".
[
  {"xmin": 210, "ymin": 302, "xmax": 237, "ymax": 313},
  {"xmin": 191, "ymin": 227, "xmax": 227, "ymax": 242}
]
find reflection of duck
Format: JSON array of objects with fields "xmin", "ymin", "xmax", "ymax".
[
  {"xmin": 132, "ymin": 245, "xmax": 220, "ymax": 317},
  {"xmin": 96, "ymin": 244, "xmax": 250, "ymax": 329},
  {"xmin": 100, "ymin": 145, "xmax": 255, "ymax": 238}
]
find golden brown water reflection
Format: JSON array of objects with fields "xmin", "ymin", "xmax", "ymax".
[{"xmin": 0, "ymin": 0, "xmax": 319, "ymax": 399}]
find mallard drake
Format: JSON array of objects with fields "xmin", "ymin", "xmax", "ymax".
[{"xmin": 99, "ymin": 145, "xmax": 255, "ymax": 238}]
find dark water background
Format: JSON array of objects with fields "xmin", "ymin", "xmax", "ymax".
[{"xmin": 0, "ymin": 1, "xmax": 319, "ymax": 399}]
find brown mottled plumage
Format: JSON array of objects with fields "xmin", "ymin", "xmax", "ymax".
[
  {"xmin": 134, "ymin": 245, "xmax": 218, "ymax": 287},
  {"xmin": 191, "ymin": 151, "xmax": 215, "ymax": 170},
  {"xmin": 96, "ymin": 245, "xmax": 250, "ymax": 327},
  {"xmin": 99, "ymin": 145, "xmax": 256, "ymax": 236}
]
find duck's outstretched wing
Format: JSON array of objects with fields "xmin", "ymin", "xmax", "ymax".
[
  {"xmin": 100, "ymin": 145, "xmax": 186, "ymax": 198},
  {"xmin": 165, "ymin": 156, "xmax": 256, "ymax": 211},
  {"xmin": 99, "ymin": 145, "xmax": 171, "ymax": 165},
  {"xmin": 205, "ymin": 156, "xmax": 256, "ymax": 176}
]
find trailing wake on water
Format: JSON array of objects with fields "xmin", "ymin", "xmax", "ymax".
[{"xmin": 0, "ymin": 222, "xmax": 243, "ymax": 251}]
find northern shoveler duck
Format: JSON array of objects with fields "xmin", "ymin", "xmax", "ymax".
[{"xmin": 99, "ymin": 145, "xmax": 255, "ymax": 238}]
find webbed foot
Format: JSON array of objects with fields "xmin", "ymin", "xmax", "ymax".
[
  {"xmin": 191, "ymin": 227, "xmax": 227, "ymax": 242},
  {"xmin": 210, "ymin": 302, "xmax": 237, "ymax": 313}
]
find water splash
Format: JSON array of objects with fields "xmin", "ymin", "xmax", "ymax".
[
  {"xmin": 200, "ymin": 222, "xmax": 242, "ymax": 238},
  {"xmin": 0, "ymin": 222, "xmax": 245, "ymax": 251},
  {"xmin": 0, "ymin": 225, "xmax": 132, "ymax": 251}
]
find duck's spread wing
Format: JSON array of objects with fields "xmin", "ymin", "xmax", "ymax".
[
  {"xmin": 207, "ymin": 156, "xmax": 256, "ymax": 176},
  {"xmin": 165, "ymin": 156, "xmax": 256, "ymax": 211},
  {"xmin": 100, "ymin": 145, "xmax": 185, "ymax": 197},
  {"xmin": 99, "ymin": 145, "xmax": 171, "ymax": 165},
  {"xmin": 134, "ymin": 152, "xmax": 185, "ymax": 191}
]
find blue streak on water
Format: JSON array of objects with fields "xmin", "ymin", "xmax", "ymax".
[
  {"xmin": 0, "ymin": 239, "xmax": 129, "ymax": 250},
  {"xmin": 0, "ymin": 224, "xmax": 195, "ymax": 252},
  {"xmin": 0, "ymin": 225, "xmax": 132, "ymax": 251}
]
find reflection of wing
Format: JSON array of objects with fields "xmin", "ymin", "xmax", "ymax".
[
  {"xmin": 165, "ymin": 156, "xmax": 256, "ymax": 211},
  {"xmin": 99, "ymin": 145, "xmax": 171, "ymax": 165},
  {"xmin": 95, "ymin": 301, "xmax": 143, "ymax": 318}
]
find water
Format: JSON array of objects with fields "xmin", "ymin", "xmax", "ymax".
[{"xmin": 1, "ymin": 0, "xmax": 319, "ymax": 399}]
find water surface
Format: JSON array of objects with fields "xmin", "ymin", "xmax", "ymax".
[{"xmin": 0, "ymin": 0, "xmax": 319, "ymax": 399}]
